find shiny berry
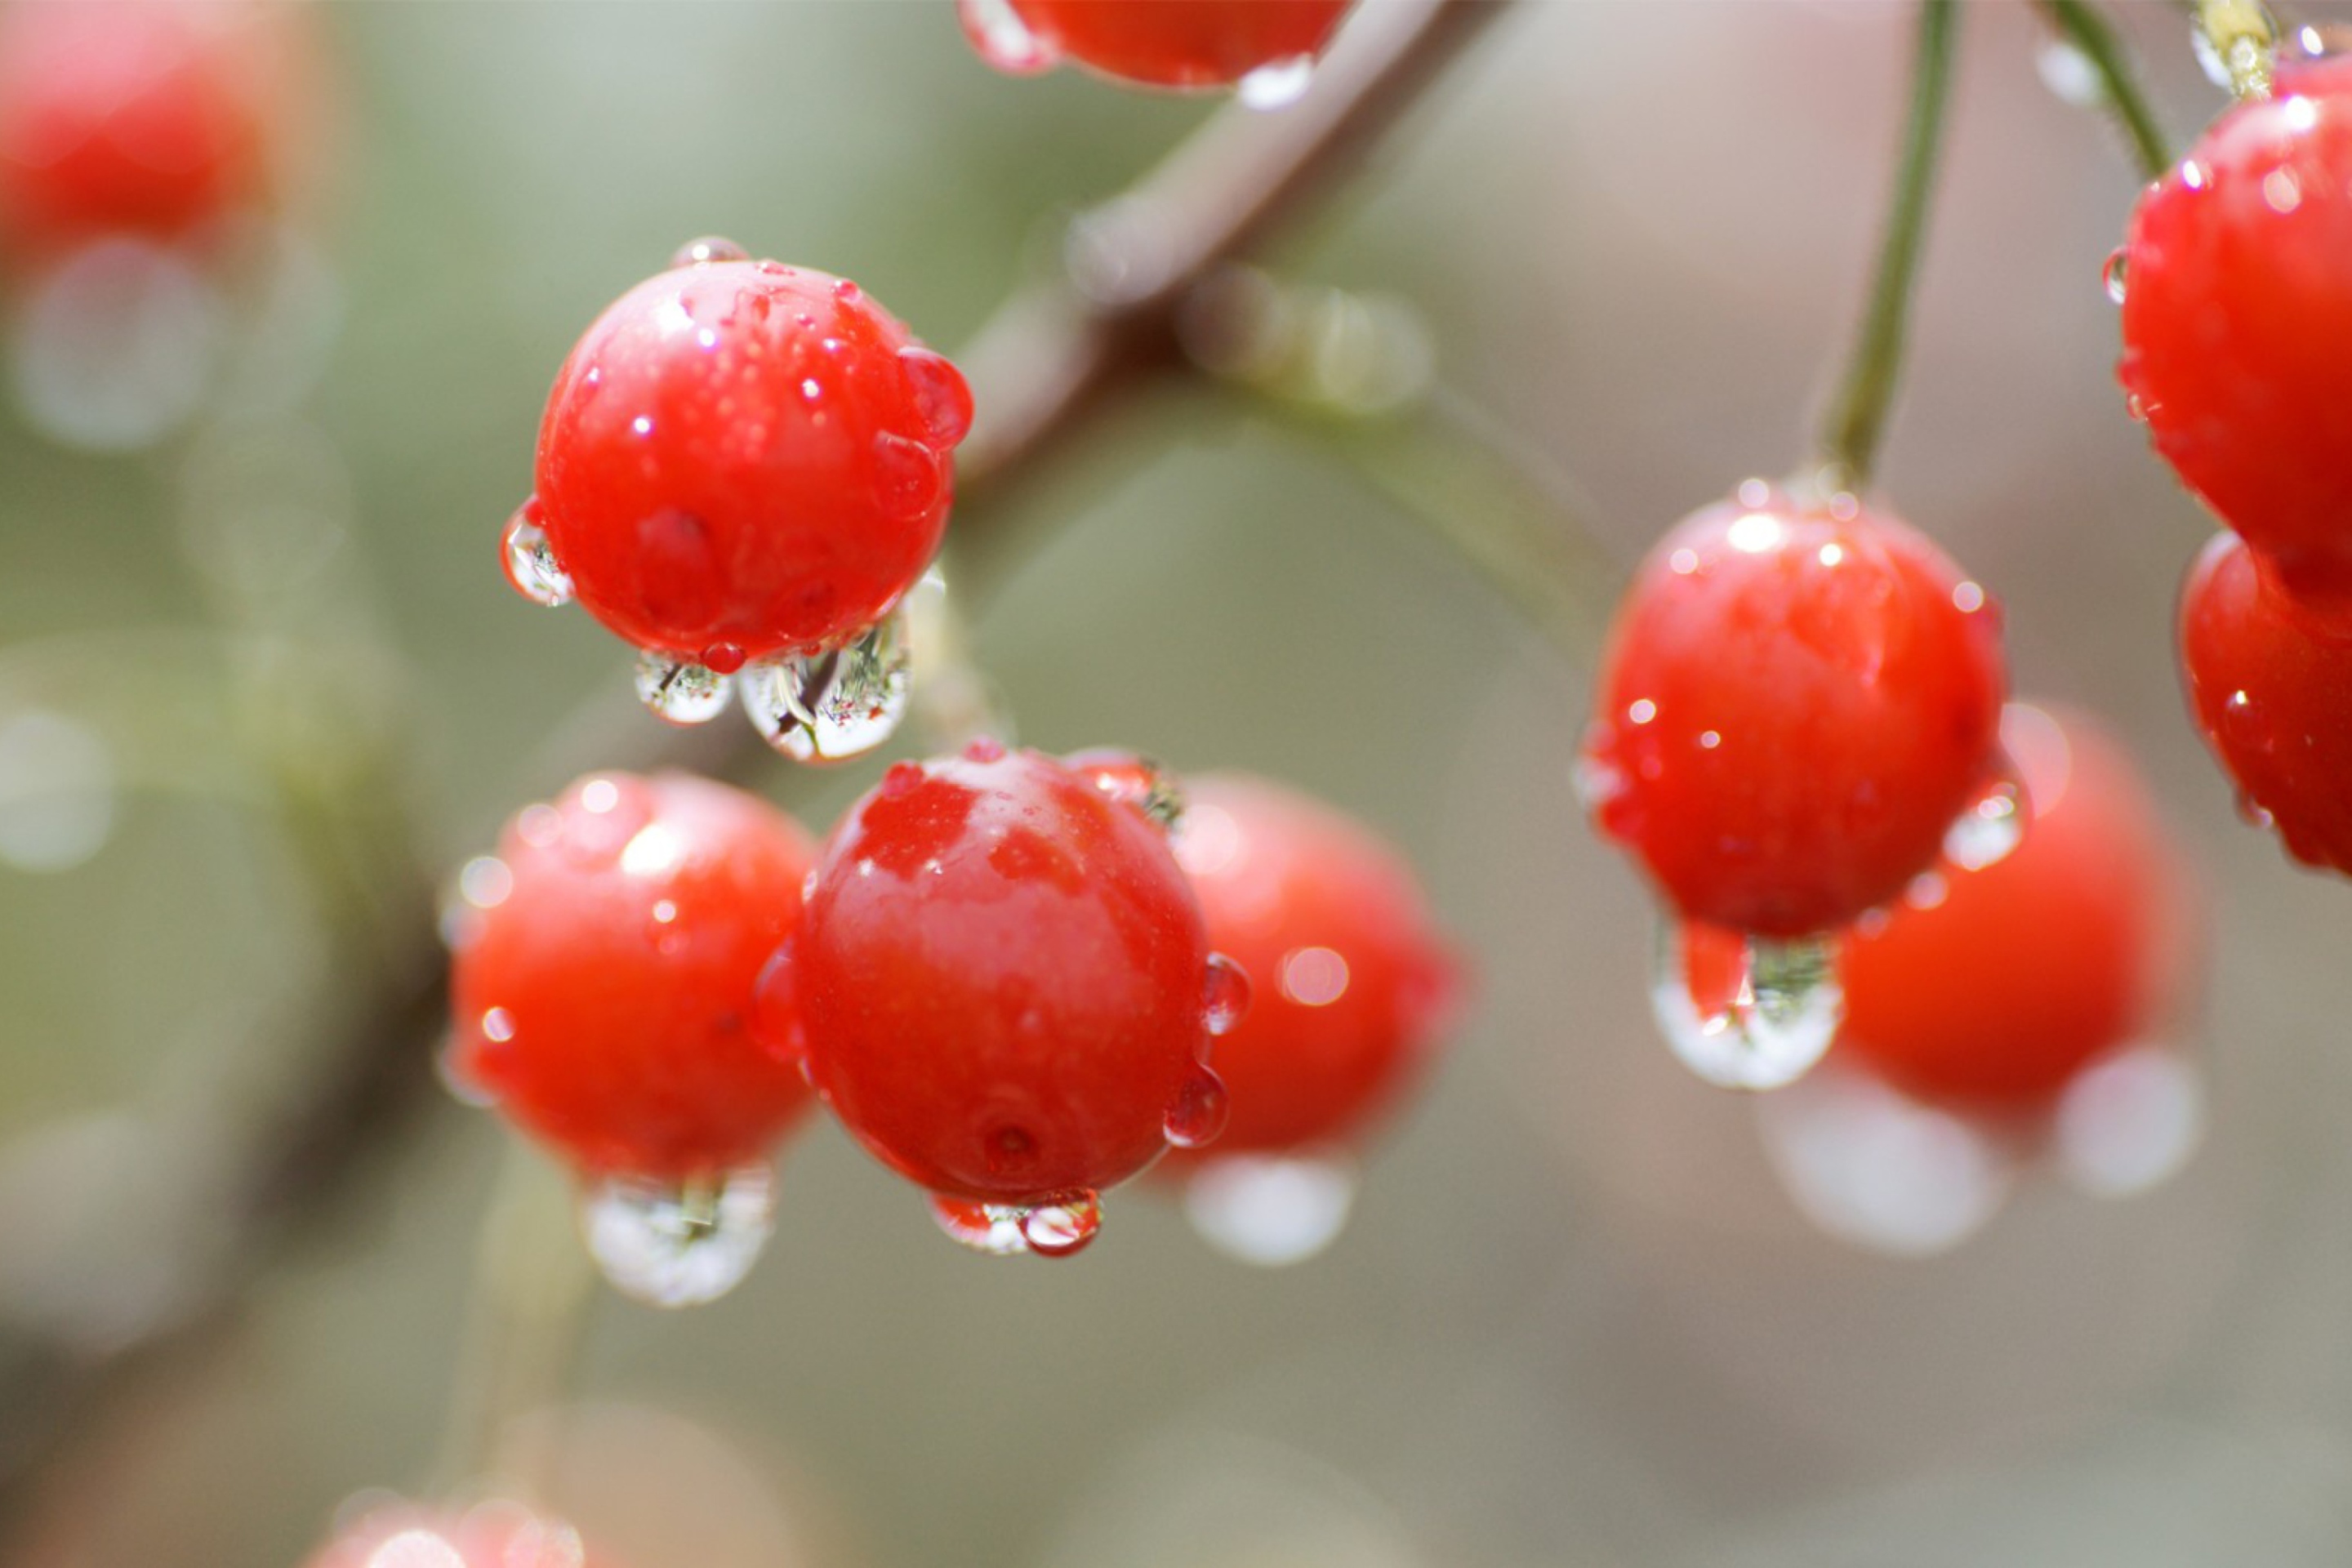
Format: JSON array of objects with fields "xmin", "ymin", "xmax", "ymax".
[
  {"xmin": 1581, "ymin": 486, "xmax": 2008, "ymax": 938},
  {"xmin": 961, "ymin": 0, "xmax": 1352, "ymax": 91},
  {"xmin": 2178, "ymin": 528, "xmax": 2352, "ymax": 875},
  {"xmin": 789, "ymin": 743, "xmax": 1236, "ymax": 1209},
  {"xmin": 447, "ymin": 771, "xmax": 817, "ymax": 1180},
  {"xmin": 1165, "ymin": 774, "xmax": 1461, "ymax": 1157},
  {"xmin": 1838, "ymin": 704, "xmax": 2196, "ymax": 1109},
  {"xmin": 528, "ymin": 254, "xmax": 970, "ymax": 663},
  {"xmin": 2118, "ymin": 53, "xmax": 2352, "ymax": 610}
]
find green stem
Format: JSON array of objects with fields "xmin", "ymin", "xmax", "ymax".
[
  {"xmin": 1815, "ymin": 0, "xmax": 1961, "ymax": 493},
  {"xmin": 2035, "ymin": 0, "xmax": 2173, "ymax": 180}
]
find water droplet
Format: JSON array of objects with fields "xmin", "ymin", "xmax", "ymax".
[
  {"xmin": 2102, "ymin": 247, "xmax": 2129, "ymax": 305},
  {"xmin": 701, "ymin": 641, "xmax": 746, "ymax": 675},
  {"xmin": 750, "ymin": 941, "xmax": 805, "ymax": 1076},
  {"xmin": 501, "ymin": 501, "xmax": 573, "ymax": 608},
  {"xmin": 898, "ymin": 345, "xmax": 974, "ymax": 449},
  {"xmin": 1237, "ymin": 53, "xmax": 1316, "ymax": 110},
  {"xmin": 1065, "ymin": 748, "xmax": 1183, "ymax": 829},
  {"xmin": 2054, "ymin": 1045, "xmax": 2204, "ymax": 1196},
  {"xmin": 880, "ymin": 760, "xmax": 925, "ymax": 799},
  {"xmin": 956, "ymin": 0, "xmax": 1057, "ymax": 73},
  {"xmin": 1165, "ymin": 1067, "xmax": 1232, "ymax": 1149},
  {"xmin": 1020, "ymin": 1191, "xmax": 1102, "ymax": 1257},
  {"xmin": 1942, "ymin": 770, "xmax": 2025, "ymax": 871},
  {"xmin": 669, "ymin": 235, "xmax": 748, "ymax": 269},
  {"xmin": 0, "ymin": 709, "xmax": 116, "ymax": 874},
  {"xmin": 1753, "ymin": 1058, "xmax": 2013, "ymax": 1257},
  {"xmin": 1200, "ymin": 954, "xmax": 1252, "ymax": 1038},
  {"xmin": 738, "ymin": 609, "xmax": 911, "ymax": 764},
  {"xmin": 872, "ymin": 430, "xmax": 946, "ymax": 519},
  {"xmin": 964, "ymin": 735, "xmax": 1007, "ymax": 764},
  {"xmin": 1183, "ymin": 1153, "xmax": 1357, "ymax": 1267},
  {"xmin": 632, "ymin": 649, "xmax": 733, "ymax": 725},
  {"xmin": 832, "ymin": 277, "xmax": 862, "ymax": 303},
  {"xmin": 2037, "ymin": 37, "xmax": 2102, "ymax": 105},
  {"xmin": 1650, "ymin": 920, "xmax": 1843, "ymax": 1091},
  {"xmin": 928, "ymin": 1194, "xmax": 1035, "ymax": 1255},
  {"xmin": 579, "ymin": 1165, "xmax": 775, "ymax": 1307}
]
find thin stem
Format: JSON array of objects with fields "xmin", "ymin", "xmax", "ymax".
[
  {"xmin": 2035, "ymin": 0, "xmax": 2173, "ymax": 180},
  {"xmin": 2195, "ymin": 0, "xmax": 2277, "ymax": 99},
  {"xmin": 1815, "ymin": 0, "xmax": 1961, "ymax": 494}
]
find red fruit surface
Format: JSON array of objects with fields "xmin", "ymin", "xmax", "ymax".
[
  {"xmin": 791, "ymin": 744, "xmax": 1221, "ymax": 1203},
  {"xmin": 0, "ymin": 0, "xmax": 282, "ymax": 253},
  {"xmin": 1838, "ymin": 704, "xmax": 2195, "ymax": 1109},
  {"xmin": 1166, "ymin": 775, "xmax": 1460, "ymax": 1156},
  {"xmin": 449, "ymin": 772, "xmax": 817, "ymax": 1179},
  {"xmin": 1581, "ymin": 488, "xmax": 2009, "ymax": 938},
  {"xmin": 2178, "ymin": 529, "xmax": 2352, "ymax": 875},
  {"xmin": 2118, "ymin": 53, "xmax": 2352, "ymax": 610},
  {"xmin": 978, "ymin": 0, "xmax": 1352, "ymax": 89},
  {"xmin": 532, "ymin": 257, "xmax": 969, "ymax": 662}
]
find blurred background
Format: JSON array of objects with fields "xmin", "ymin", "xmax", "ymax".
[{"xmin": 7, "ymin": 2, "xmax": 2352, "ymax": 1564}]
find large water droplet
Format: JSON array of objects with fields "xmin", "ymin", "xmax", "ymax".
[
  {"xmin": 1650, "ymin": 921, "xmax": 1842, "ymax": 1091},
  {"xmin": 898, "ymin": 346, "xmax": 974, "ymax": 450},
  {"xmin": 1200, "ymin": 953, "xmax": 1252, "ymax": 1038},
  {"xmin": 632, "ymin": 648, "xmax": 733, "ymax": 725},
  {"xmin": 1164, "ymin": 1067, "xmax": 1232, "ymax": 1149},
  {"xmin": 956, "ymin": 0, "xmax": 1057, "ymax": 72},
  {"xmin": 670, "ymin": 235, "xmax": 748, "ymax": 269},
  {"xmin": 1237, "ymin": 53, "xmax": 1316, "ymax": 110},
  {"xmin": 739, "ymin": 609, "xmax": 911, "ymax": 763},
  {"xmin": 1942, "ymin": 769, "xmax": 2026, "ymax": 871},
  {"xmin": 2103, "ymin": 247, "xmax": 2130, "ymax": 305},
  {"xmin": 1183, "ymin": 1153, "xmax": 1358, "ymax": 1267},
  {"xmin": 501, "ymin": 501, "xmax": 573, "ymax": 608},
  {"xmin": 928, "ymin": 1194, "xmax": 1035, "ymax": 1255},
  {"xmin": 2054, "ymin": 1044, "xmax": 2204, "ymax": 1196},
  {"xmin": 1021, "ymin": 1191, "xmax": 1102, "ymax": 1257},
  {"xmin": 578, "ymin": 1165, "xmax": 776, "ymax": 1307},
  {"xmin": 1753, "ymin": 1058, "xmax": 2014, "ymax": 1257}
]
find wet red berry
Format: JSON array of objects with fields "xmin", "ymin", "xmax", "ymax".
[
  {"xmin": 1838, "ymin": 704, "xmax": 2196, "ymax": 1109},
  {"xmin": 1581, "ymin": 486, "xmax": 2009, "ymax": 938},
  {"xmin": 2178, "ymin": 529, "xmax": 2352, "ymax": 875},
  {"xmin": 448, "ymin": 771, "xmax": 817, "ymax": 1180},
  {"xmin": 1165, "ymin": 775, "xmax": 1461, "ymax": 1158},
  {"xmin": 962, "ymin": 0, "xmax": 1352, "ymax": 91},
  {"xmin": 2118, "ymin": 53, "xmax": 2352, "ymax": 610},
  {"xmin": 789, "ymin": 743, "xmax": 1232, "ymax": 1209},
  {"xmin": 528, "ymin": 255, "xmax": 970, "ymax": 664}
]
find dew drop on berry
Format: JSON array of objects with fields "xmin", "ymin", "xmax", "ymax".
[
  {"xmin": 1200, "ymin": 953, "xmax": 1252, "ymax": 1039},
  {"xmin": 2052, "ymin": 1045, "xmax": 2205, "ymax": 1197},
  {"xmin": 1020, "ymin": 1190, "xmax": 1102, "ymax": 1258},
  {"xmin": 2102, "ymin": 247, "xmax": 2129, "ymax": 305},
  {"xmin": 738, "ymin": 608, "xmax": 911, "ymax": 764},
  {"xmin": 1182, "ymin": 1153, "xmax": 1358, "ymax": 1267},
  {"xmin": 956, "ymin": 0, "xmax": 1057, "ymax": 74},
  {"xmin": 501, "ymin": 502, "xmax": 573, "ymax": 608},
  {"xmin": 964, "ymin": 735, "xmax": 1008, "ymax": 764},
  {"xmin": 1940, "ymin": 768, "xmax": 2026, "ymax": 871},
  {"xmin": 578, "ymin": 1164, "xmax": 777, "ymax": 1307},
  {"xmin": 669, "ymin": 235, "xmax": 749, "ymax": 269},
  {"xmin": 1237, "ymin": 54, "xmax": 1317, "ymax": 110},
  {"xmin": 750, "ymin": 942, "xmax": 806, "ymax": 1076},
  {"xmin": 1651, "ymin": 920, "xmax": 1843, "ymax": 1091},
  {"xmin": 898, "ymin": 346, "xmax": 974, "ymax": 450},
  {"xmin": 1164, "ymin": 1066, "xmax": 1232, "ymax": 1149},
  {"xmin": 872, "ymin": 430, "xmax": 947, "ymax": 520},
  {"xmin": 701, "ymin": 642, "xmax": 746, "ymax": 675},
  {"xmin": 928, "ymin": 1194, "xmax": 1036, "ymax": 1255},
  {"xmin": 632, "ymin": 649, "xmax": 734, "ymax": 726},
  {"xmin": 1753, "ymin": 1057, "xmax": 2012, "ymax": 1257}
]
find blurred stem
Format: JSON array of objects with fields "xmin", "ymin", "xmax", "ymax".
[
  {"xmin": 2035, "ymin": 0, "xmax": 2173, "ymax": 180},
  {"xmin": 1815, "ymin": 0, "xmax": 1959, "ymax": 494},
  {"xmin": 2196, "ymin": 0, "xmax": 2277, "ymax": 98}
]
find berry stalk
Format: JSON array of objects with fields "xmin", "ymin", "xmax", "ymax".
[{"xmin": 2034, "ymin": 0, "xmax": 2173, "ymax": 180}]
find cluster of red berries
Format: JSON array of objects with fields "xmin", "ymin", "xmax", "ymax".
[{"xmin": 2120, "ymin": 49, "xmax": 2352, "ymax": 876}]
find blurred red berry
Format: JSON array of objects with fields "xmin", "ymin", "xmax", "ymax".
[
  {"xmin": 1581, "ymin": 485, "xmax": 2009, "ymax": 938},
  {"xmin": 2118, "ymin": 54, "xmax": 2352, "ymax": 611},
  {"xmin": 448, "ymin": 771, "xmax": 817, "ymax": 1180},
  {"xmin": 960, "ymin": 0, "xmax": 1352, "ymax": 91},
  {"xmin": 305, "ymin": 1499, "xmax": 607, "ymax": 1568}
]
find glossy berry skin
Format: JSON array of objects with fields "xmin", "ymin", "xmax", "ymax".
[
  {"xmin": 968, "ymin": 0, "xmax": 1352, "ymax": 89},
  {"xmin": 1838, "ymin": 704, "xmax": 2194, "ymax": 1109},
  {"xmin": 0, "ymin": 0, "xmax": 279, "ymax": 256},
  {"xmin": 532, "ymin": 257, "xmax": 971, "ymax": 664},
  {"xmin": 1166, "ymin": 775, "xmax": 1460, "ymax": 1156},
  {"xmin": 788, "ymin": 743, "xmax": 1224, "ymax": 1204},
  {"xmin": 448, "ymin": 772, "xmax": 817, "ymax": 1180},
  {"xmin": 1581, "ymin": 488, "xmax": 2008, "ymax": 938},
  {"xmin": 2179, "ymin": 529, "xmax": 2352, "ymax": 875},
  {"xmin": 2118, "ymin": 54, "xmax": 2352, "ymax": 610}
]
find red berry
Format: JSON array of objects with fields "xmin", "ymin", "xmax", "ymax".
[
  {"xmin": 787, "ymin": 743, "xmax": 1235, "ymax": 1227},
  {"xmin": 961, "ymin": 0, "xmax": 1352, "ymax": 91},
  {"xmin": 1581, "ymin": 486, "xmax": 2009, "ymax": 938},
  {"xmin": 2118, "ymin": 53, "xmax": 2352, "ymax": 610},
  {"xmin": 526, "ymin": 254, "xmax": 969, "ymax": 665},
  {"xmin": 1165, "ymin": 775, "xmax": 1461, "ymax": 1157},
  {"xmin": 305, "ymin": 1500, "xmax": 608, "ymax": 1568},
  {"xmin": 0, "ymin": 0, "xmax": 286, "ymax": 256},
  {"xmin": 1838, "ymin": 704, "xmax": 2196, "ymax": 1109},
  {"xmin": 2178, "ymin": 528, "xmax": 2352, "ymax": 875},
  {"xmin": 448, "ymin": 771, "xmax": 817, "ymax": 1180}
]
